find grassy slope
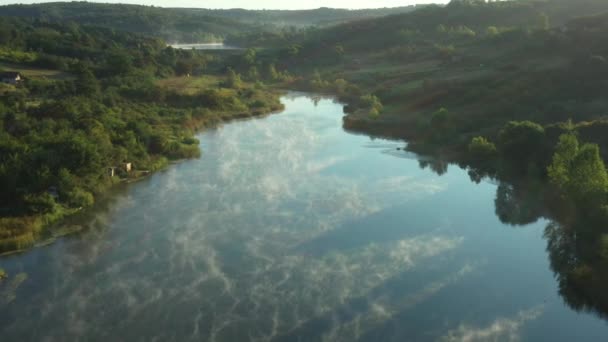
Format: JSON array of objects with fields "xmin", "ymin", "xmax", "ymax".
[
  {"xmin": 157, "ymin": 75, "xmax": 223, "ymax": 95},
  {"xmin": 266, "ymin": 0, "xmax": 608, "ymax": 153},
  {"xmin": 0, "ymin": 61, "xmax": 71, "ymax": 80},
  {"xmin": 187, "ymin": 6, "xmax": 422, "ymax": 27},
  {"xmin": 0, "ymin": 2, "xmax": 255, "ymax": 43}
]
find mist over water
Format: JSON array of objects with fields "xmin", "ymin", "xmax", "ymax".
[{"xmin": 1, "ymin": 93, "xmax": 608, "ymax": 341}]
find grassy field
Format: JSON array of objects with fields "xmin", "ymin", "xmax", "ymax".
[
  {"xmin": 0, "ymin": 61, "xmax": 72, "ymax": 80},
  {"xmin": 156, "ymin": 75, "xmax": 222, "ymax": 95}
]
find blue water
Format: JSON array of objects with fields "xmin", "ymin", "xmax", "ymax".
[{"xmin": 1, "ymin": 93, "xmax": 607, "ymax": 341}]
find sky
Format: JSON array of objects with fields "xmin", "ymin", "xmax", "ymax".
[{"xmin": 0, "ymin": 0, "xmax": 449, "ymax": 10}]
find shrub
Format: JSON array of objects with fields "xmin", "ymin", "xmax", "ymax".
[
  {"xmin": 497, "ymin": 121, "xmax": 545, "ymax": 164},
  {"xmin": 66, "ymin": 188, "xmax": 94, "ymax": 208},
  {"xmin": 468, "ymin": 136, "xmax": 497, "ymax": 160},
  {"xmin": 548, "ymin": 133, "xmax": 608, "ymax": 203},
  {"xmin": 369, "ymin": 108, "xmax": 380, "ymax": 119},
  {"xmin": 431, "ymin": 107, "xmax": 450, "ymax": 130},
  {"xmin": 182, "ymin": 137, "xmax": 200, "ymax": 145}
]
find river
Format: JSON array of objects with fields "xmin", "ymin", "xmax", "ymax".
[{"xmin": 1, "ymin": 93, "xmax": 607, "ymax": 341}]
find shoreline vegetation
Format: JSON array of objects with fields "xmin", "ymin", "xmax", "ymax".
[
  {"xmin": 0, "ymin": 17, "xmax": 283, "ymax": 254},
  {"xmin": 0, "ymin": 100, "xmax": 284, "ymax": 256}
]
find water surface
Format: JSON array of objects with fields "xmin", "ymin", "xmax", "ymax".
[{"xmin": 1, "ymin": 93, "xmax": 607, "ymax": 341}]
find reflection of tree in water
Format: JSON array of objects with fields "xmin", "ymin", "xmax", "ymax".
[
  {"xmin": 418, "ymin": 159, "xmax": 448, "ymax": 176},
  {"xmin": 467, "ymin": 163, "xmax": 608, "ymax": 320},
  {"xmin": 494, "ymin": 182, "xmax": 545, "ymax": 226},
  {"xmin": 411, "ymin": 143, "xmax": 608, "ymax": 320},
  {"xmin": 545, "ymin": 219, "xmax": 608, "ymax": 320}
]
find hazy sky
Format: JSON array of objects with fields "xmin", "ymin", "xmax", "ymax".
[{"xmin": 0, "ymin": 0, "xmax": 448, "ymax": 10}]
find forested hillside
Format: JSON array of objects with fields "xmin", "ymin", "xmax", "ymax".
[
  {"xmin": 0, "ymin": 2, "xmax": 256, "ymax": 43},
  {"xmin": 0, "ymin": 17, "xmax": 282, "ymax": 253},
  {"xmin": 191, "ymin": 6, "xmax": 422, "ymax": 27},
  {"xmin": 238, "ymin": 0, "xmax": 608, "ymax": 152},
  {"xmin": 0, "ymin": 2, "xmax": 422, "ymax": 43}
]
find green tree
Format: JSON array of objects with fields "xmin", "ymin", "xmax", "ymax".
[
  {"xmin": 431, "ymin": 107, "xmax": 450, "ymax": 131},
  {"xmin": 75, "ymin": 68, "xmax": 100, "ymax": 96},
  {"xmin": 569, "ymin": 144, "xmax": 608, "ymax": 200},
  {"xmin": 175, "ymin": 60, "xmax": 194, "ymax": 76},
  {"xmin": 225, "ymin": 68, "xmax": 242, "ymax": 89},
  {"xmin": 360, "ymin": 94, "xmax": 383, "ymax": 115},
  {"xmin": 497, "ymin": 121, "xmax": 546, "ymax": 165},
  {"xmin": 486, "ymin": 26, "xmax": 499, "ymax": 36},
  {"xmin": 243, "ymin": 48, "xmax": 256, "ymax": 65},
  {"xmin": 548, "ymin": 133, "xmax": 579, "ymax": 190},
  {"xmin": 247, "ymin": 66, "xmax": 260, "ymax": 81},
  {"xmin": 548, "ymin": 133, "xmax": 608, "ymax": 202},
  {"xmin": 267, "ymin": 64, "xmax": 279, "ymax": 81},
  {"xmin": 468, "ymin": 136, "xmax": 497, "ymax": 161},
  {"xmin": 66, "ymin": 188, "xmax": 94, "ymax": 208},
  {"xmin": 106, "ymin": 51, "xmax": 133, "ymax": 75}
]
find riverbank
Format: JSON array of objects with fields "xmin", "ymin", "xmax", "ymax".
[{"xmin": 0, "ymin": 85, "xmax": 284, "ymax": 255}]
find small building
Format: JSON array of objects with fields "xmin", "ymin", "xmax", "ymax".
[
  {"xmin": 0, "ymin": 71, "xmax": 23, "ymax": 85},
  {"xmin": 124, "ymin": 162, "xmax": 132, "ymax": 173},
  {"xmin": 108, "ymin": 167, "xmax": 117, "ymax": 177}
]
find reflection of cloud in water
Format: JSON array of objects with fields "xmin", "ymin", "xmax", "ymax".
[
  {"xmin": 372, "ymin": 176, "xmax": 446, "ymax": 198},
  {"xmin": 440, "ymin": 306, "xmax": 544, "ymax": 342},
  {"xmin": 306, "ymin": 155, "xmax": 351, "ymax": 173},
  {"xmin": 318, "ymin": 263, "xmax": 476, "ymax": 342}
]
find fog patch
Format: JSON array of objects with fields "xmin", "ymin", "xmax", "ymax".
[{"xmin": 440, "ymin": 305, "xmax": 544, "ymax": 342}]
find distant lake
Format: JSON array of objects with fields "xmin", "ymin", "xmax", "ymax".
[
  {"xmin": 170, "ymin": 43, "xmax": 241, "ymax": 50},
  {"xmin": 1, "ymin": 93, "xmax": 608, "ymax": 341}
]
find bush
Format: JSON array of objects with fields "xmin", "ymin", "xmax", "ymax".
[
  {"xmin": 66, "ymin": 188, "xmax": 94, "ymax": 208},
  {"xmin": 182, "ymin": 137, "xmax": 200, "ymax": 145},
  {"xmin": 497, "ymin": 121, "xmax": 546, "ymax": 164},
  {"xmin": 431, "ymin": 107, "xmax": 450, "ymax": 130},
  {"xmin": 360, "ymin": 94, "xmax": 383, "ymax": 112},
  {"xmin": 369, "ymin": 108, "xmax": 380, "ymax": 119},
  {"xmin": 468, "ymin": 136, "xmax": 497, "ymax": 160},
  {"xmin": 548, "ymin": 133, "xmax": 608, "ymax": 204},
  {"xmin": 24, "ymin": 193, "xmax": 57, "ymax": 214},
  {"xmin": 223, "ymin": 68, "xmax": 242, "ymax": 89},
  {"xmin": 486, "ymin": 26, "xmax": 500, "ymax": 37}
]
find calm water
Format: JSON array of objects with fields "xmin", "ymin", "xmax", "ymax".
[
  {"xmin": 1, "ymin": 93, "xmax": 607, "ymax": 341},
  {"xmin": 170, "ymin": 43, "xmax": 241, "ymax": 50}
]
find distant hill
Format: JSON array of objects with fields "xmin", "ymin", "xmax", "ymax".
[
  {"xmin": 0, "ymin": 2, "xmax": 423, "ymax": 43},
  {"xmin": 188, "ymin": 6, "xmax": 423, "ymax": 27},
  {"xmin": 291, "ymin": 0, "xmax": 608, "ymax": 52},
  {"xmin": 0, "ymin": 2, "xmax": 256, "ymax": 43},
  {"xmin": 239, "ymin": 0, "xmax": 608, "ymax": 157}
]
